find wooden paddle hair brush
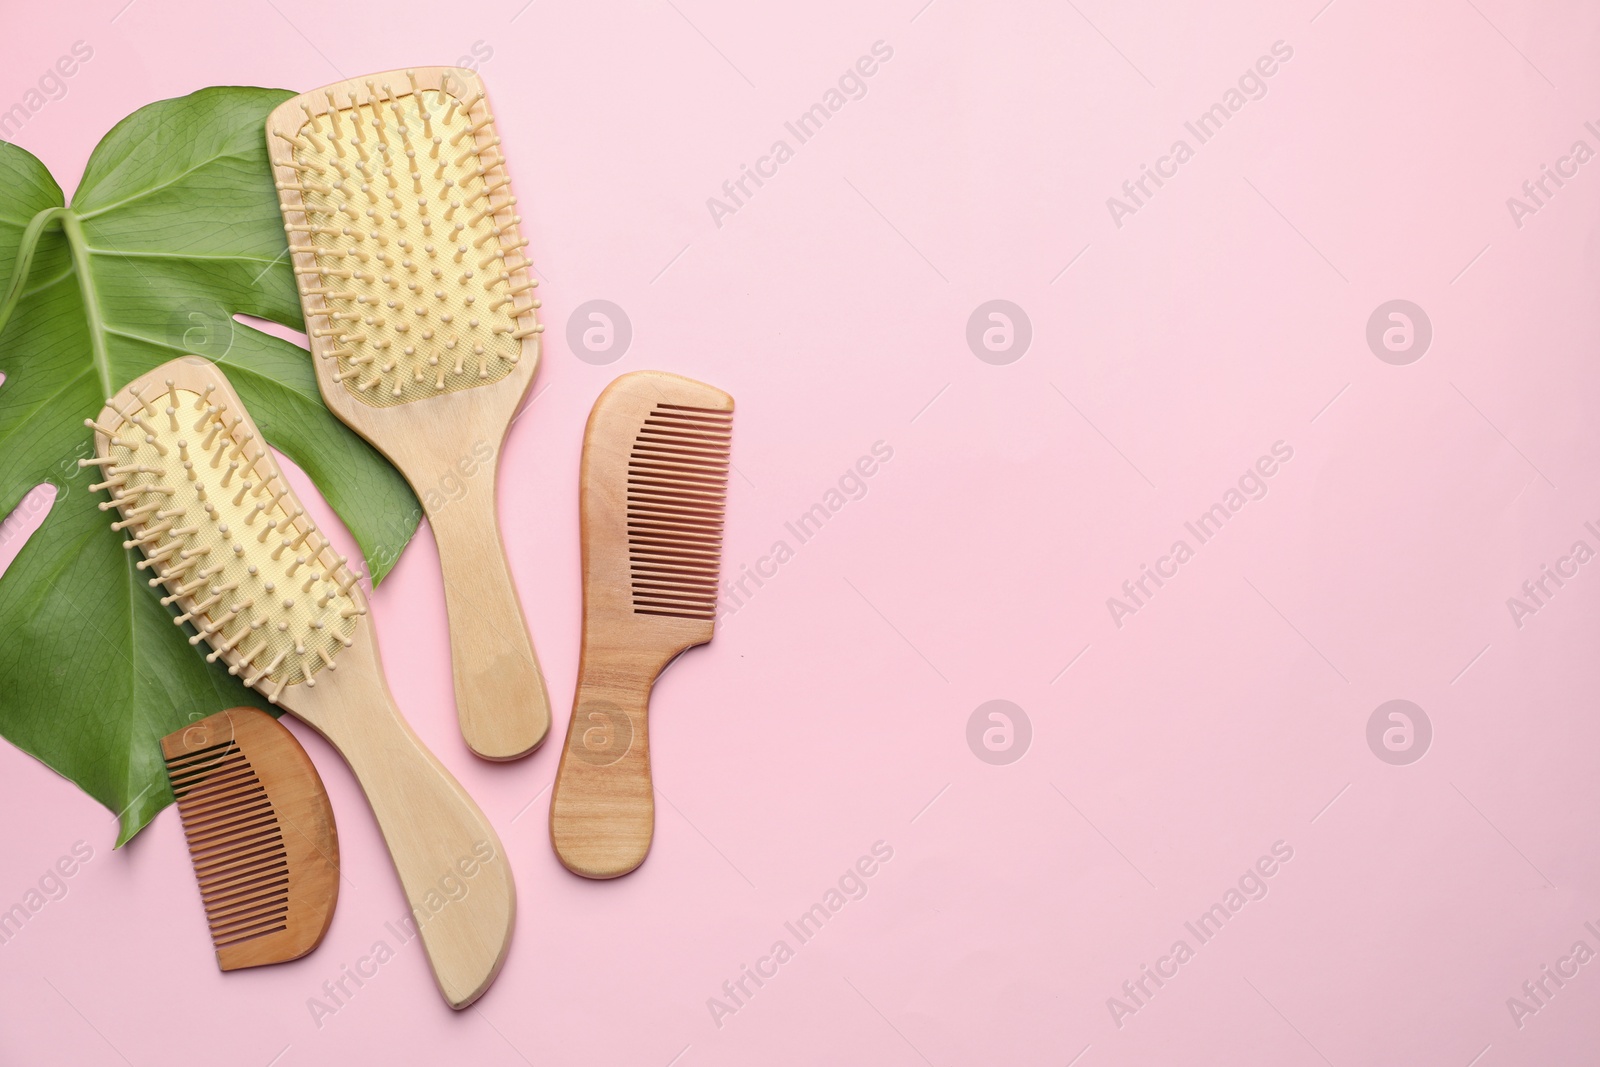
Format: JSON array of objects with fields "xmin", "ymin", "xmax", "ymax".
[
  {"xmin": 266, "ymin": 66, "xmax": 549, "ymax": 761},
  {"xmin": 87, "ymin": 356, "xmax": 515, "ymax": 1008}
]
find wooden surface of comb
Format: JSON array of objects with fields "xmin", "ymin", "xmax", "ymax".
[
  {"xmin": 161, "ymin": 707, "xmax": 338, "ymax": 971},
  {"xmin": 550, "ymin": 371, "xmax": 734, "ymax": 878},
  {"xmin": 266, "ymin": 67, "xmax": 551, "ymax": 762}
]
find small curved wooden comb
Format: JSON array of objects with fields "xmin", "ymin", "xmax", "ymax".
[
  {"xmin": 161, "ymin": 707, "xmax": 338, "ymax": 971},
  {"xmin": 550, "ymin": 370, "xmax": 734, "ymax": 878}
]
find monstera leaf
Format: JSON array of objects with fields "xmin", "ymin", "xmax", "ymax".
[{"xmin": 0, "ymin": 87, "xmax": 421, "ymax": 844}]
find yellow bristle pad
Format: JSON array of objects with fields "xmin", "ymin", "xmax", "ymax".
[
  {"xmin": 274, "ymin": 70, "xmax": 540, "ymax": 408},
  {"xmin": 91, "ymin": 374, "xmax": 360, "ymax": 701}
]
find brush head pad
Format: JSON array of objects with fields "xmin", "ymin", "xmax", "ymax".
[
  {"xmin": 161, "ymin": 706, "xmax": 339, "ymax": 970},
  {"xmin": 86, "ymin": 358, "xmax": 366, "ymax": 705},
  {"xmin": 268, "ymin": 67, "xmax": 542, "ymax": 408},
  {"xmin": 583, "ymin": 371, "xmax": 733, "ymax": 647}
]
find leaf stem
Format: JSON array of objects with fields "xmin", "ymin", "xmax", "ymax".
[
  {"xmin": 57, "ymin": 210, "xmax": 112, "ymax": 399},
  {"xmin": 0, "ymin": 205, "xmax": 67, "ymax": 340}
]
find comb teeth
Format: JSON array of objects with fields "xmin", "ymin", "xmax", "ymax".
[
  {"xmin": 164, "ymin": 741, "xmax": 291, "ymax": 949},
  {"xmin": 627, "ymin": 404, "xmax": 732, "ymax": 620},
  {"xmin": 91, "ymin": 371, "xmax": 363, "ymax": 700},
  {"xmin": 273, "ymin": 69, "xmax": 542, "ymax": 408}
]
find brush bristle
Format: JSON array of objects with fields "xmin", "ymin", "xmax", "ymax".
[
  {"xmin": 274, "ymin": 70, "xmax": 541, "ymax": 407},
  {"xmin": 626, "ymin": 404, "xmax": 732, "ymax": 621},
  {"xmin": 88, "ymin": 376, "xmax": 362, "ymax": 702},
  {"xmin": 164, "ymin": 739, "xmax": 291, "ymax": 950}
]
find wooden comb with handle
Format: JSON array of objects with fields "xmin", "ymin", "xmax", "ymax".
[
  {"xmin": 549, "ymin": 371, "xmax": 734, "ymax": 878},
  {"xmin": 266, "ymin": 67, "xmax": 548, "ymax": 761},
  {"xmin": 161, "ymin": 707, "xmax": 338, "ymax": 971},
  {"xmin": 88, "ymin": 357, "xmax": 514, "ymax": 1008}
]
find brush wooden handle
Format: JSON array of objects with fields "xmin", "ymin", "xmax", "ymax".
[
  {"xmin": 97, "ymin": 359, "xmax": 513, "ymax": 1007},
  {"xmin": 549, "ymin": 655, "xmax": 658, "ymax": 879},
  {"xmin": 423, "ymin": 454, "xmax": 551, "ymax": 761},
  {"xmin": 288, "ymin": 630, "xmax": 515, "ymax": 1009}
]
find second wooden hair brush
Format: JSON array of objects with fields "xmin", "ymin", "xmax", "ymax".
[{"xmin": 87, "ymin": 357, "xmax": 514, "ymax": 1008}]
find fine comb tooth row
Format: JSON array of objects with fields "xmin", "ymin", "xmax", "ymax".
[
  {"xmin": 85, "ymin": 377, "xmax": 364, "ymax": 702},
  {"xmin": 627, "ymin": 404, "xmax": 733, "ymax": 620},
  {"xmin": 163, "ymin": 741, "xmax": 290, "ymax": 948},
  {"xmin": 274, "ymin": 70, "xmax": 542, "ymax": 407}
]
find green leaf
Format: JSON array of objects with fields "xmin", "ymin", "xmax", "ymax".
[{"xmin": 0, "ymin": 86, "xmax": 421, "ymax": 844}]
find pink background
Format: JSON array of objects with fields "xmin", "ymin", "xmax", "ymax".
[{"xmin": 3, "ymin": 0, "xmax": 1600, "ymax": 1063}]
